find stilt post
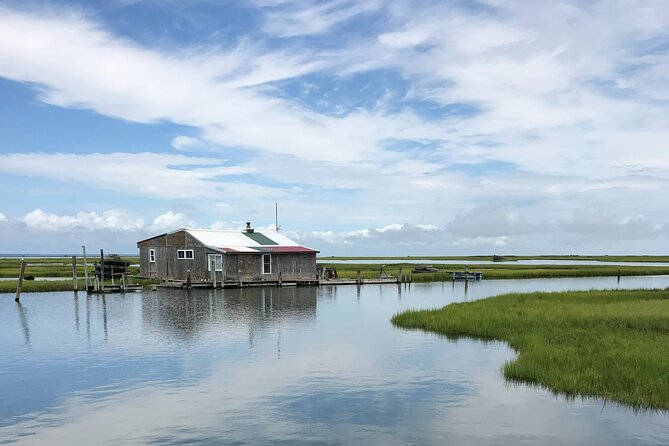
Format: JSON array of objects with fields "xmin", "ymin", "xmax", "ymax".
[
  {"xmin": 15, "ymin": 259, "xmax": 26, "ymax": 302},
  {"xmin": 72, "ymin": 255, "xmax": 78, "ymax": 292},
  {"xmin": 211, "ymin": 258, "xmax": 217, "ymax": 288},
  {"xmin": 82, "ymin": 246, "xmax": 89, "ymax": 290}
]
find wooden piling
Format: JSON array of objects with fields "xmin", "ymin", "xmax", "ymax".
[
  {"xmin": 82, "ymin": 246, "xmax": 89, "ymax": 290},
  {"xmin": 211, "ymin": 258, "xmax": 217, "ymax": 288},
  {"xmin": 278, "ymin": 271, "xmax": 283, "ymax": 287},
  {"xmin": 100, "ymin": 249, "xmax": 104, "ymax": 289},
  {"xmin": 186, "ymin": 269, "xmax": 192, "ymax": 289},
  {"xmin": 71, "ymin": 256, "xmax": 78, "ymax": 292},
  {"xmin": 397, "ymin": 268, "xmax": 402, "ymax": 284},
  {"xmin": 356, "ymin": 270, "xmax": 361, "ymax": 285},
  {"xmin": 15, "ymin": 259, "xmax": 26, "ymax": 302},
  {"xmin": 121, "ymin": 274, "xmax": 127, "ymax": 292}
]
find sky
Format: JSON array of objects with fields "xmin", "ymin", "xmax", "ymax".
[{"xmin": 0, "ymin": 0, "xmax": 667, "ymax": 255}]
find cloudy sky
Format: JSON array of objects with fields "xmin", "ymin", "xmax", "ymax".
[{"xmin": 0, "ymin": 0, "xmax": 667, "ymax": 255}]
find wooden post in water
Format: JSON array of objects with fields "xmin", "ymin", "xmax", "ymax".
[
  {"xmin": 278, "ymin": 271, "xmax": 282, "ymax": 287},
  {"xmin": 186, "ymin": 269, "xmax": 192, "ymax": 289},
  {"xmin": 397, "ymin": 268, "xmax": 402, "ymax": 284},
  {"xmin": 71, "ymin": 256, "xmax": 78, "ymax": 292},
  {"xmin": 121, "ymin": 273, "xmax": 127, "ymax": 291},
  {"xmin": 110, "ymin": 264, "xmax": 115, "ymax": 286},
  {"xmin": 15, "ymin": 259, "xmax": 26, "ymax": 302},
  {"xmin": 356, "ymin": 270, "xmax": 361, "ymax": 285},
  {"xmin": 210, "ymin": 258, "xmax": 217, "ymax": 289},
  {"xmin": 100, "ymin": 249, "xmax": 104, "ymax": 289},
  {"xmin": 82, "ymin": 246, "xmax": 89, "ymax": 290}
]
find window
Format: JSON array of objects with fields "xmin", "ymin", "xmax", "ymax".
[
  {"xmin": 207, "ymin": 254, "xmax": 223, "ymax": 271},
  {"xmin": 177, "ymin": 249, "xmax": 194, "ymax": 260},
  {"xmin": 149, "ymin": 249, "xmax": 156, "ymax": 263},
  {"xmin": 262, "ymin": 254, "xmax": 271, "ymax": 274}
]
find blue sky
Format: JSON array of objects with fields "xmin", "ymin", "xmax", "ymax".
[{"xmin": 0, "ymin": 0, "xmax": 668, "ymax": 255}]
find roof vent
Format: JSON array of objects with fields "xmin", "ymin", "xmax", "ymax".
[{"xmin": 245, "ymin": 221, "xmax": 254, "ymax": 233}]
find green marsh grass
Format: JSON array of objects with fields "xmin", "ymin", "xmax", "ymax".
[
  {"xmin": 0, "ymin": 277, "xmax": 158, "ymax": 293},
  {"xmin": 392, "ymin": 289, "xmax": 669, "ymax": 410},
  {"xmin": 320, "ymin": 262, "xmax": 669, "ymax": 282},
  {"xmin": 0, "ymin": 257, "xmax": 139, "ymax": 278},
  {"xmin": 319, "ymin": 255, "xmax": 669, "ymax": 262}
]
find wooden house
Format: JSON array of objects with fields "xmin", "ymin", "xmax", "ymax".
[{"xmin": 137, "ymin": 224, "xmax": 319, "ymax": 286}]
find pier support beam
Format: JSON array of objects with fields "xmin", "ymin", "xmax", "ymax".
[
  {"xmin": 15, "ymin": 259, "xmax": 26, "ymax": 302},
  {"xmin": 82, "ymin": 246, "xmax": 89, "ymax": 290},
  {"xmin": 72, "ymin": 256, "xmax": 78, "ymax": 292}
]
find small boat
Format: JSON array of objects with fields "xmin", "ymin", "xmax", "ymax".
[{"xmin": 412, "ymin": 265, "xmax": 440, "ymax": 273}]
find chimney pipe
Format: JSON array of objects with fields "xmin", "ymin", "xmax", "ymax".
[{"xmin": 245, "ymin": 222, "xmax": 254, "ymax": 233}]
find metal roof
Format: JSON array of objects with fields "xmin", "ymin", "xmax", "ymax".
[{"xmin": 184, "ymin": 228, "xmax": 318, "ymax": 254}]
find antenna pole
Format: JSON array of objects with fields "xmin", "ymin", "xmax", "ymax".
[{"xmin": 275, "ymin": 202, "xmax": 279, "ymax": 232}]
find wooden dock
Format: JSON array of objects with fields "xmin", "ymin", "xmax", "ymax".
[
  {"xmin": 157, "ymin": 277, "xmax": 400, "ymax": 289},
  {"xmin": 450, "ymin": 271, "xmax": 483, "ymax": 281}
]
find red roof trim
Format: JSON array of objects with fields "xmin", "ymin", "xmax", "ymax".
[{"xmin": 266, "ymin": 246, "xmax": 318, "ymax": 253}]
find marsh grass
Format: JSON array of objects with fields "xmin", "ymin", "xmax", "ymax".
[
  {"xmin": 392, "ymin": 289, "xmax": 669, "ymax": 410},
  {"xmin": 321, "ymin": 262, "xmax": 669, "ymax": 282},
  {"xmin": 320, "ymin": 255, "xmax": 669, "ymax": 262},
  {"xmin": 0, "ymin": 277, "xmax": 158, "ymax": 293},
  {"xmin": 0, "ymin": 257, "xmax": 140, "ymax": 278}
]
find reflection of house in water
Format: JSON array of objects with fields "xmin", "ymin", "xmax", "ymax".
[{"xmin": 141, "ymin": 287, "xmax": 317, "ymax": 342}]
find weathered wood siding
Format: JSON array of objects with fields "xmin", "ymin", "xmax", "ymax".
[
  {"xmin": 224, "ymin": 252, "xmax": 317, "ymax": 282},
  {"xmin": 138, "ymin": 231, "xmax": 226, "ymax": 282},
  {"xmin": 138, "ymin": 230, "xmax": 317, "ymax": 283}
]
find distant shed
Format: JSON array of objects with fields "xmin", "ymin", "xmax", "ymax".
[{"xmin": 137, "ymin": 225, "xmax": 319, "ymax": 285}]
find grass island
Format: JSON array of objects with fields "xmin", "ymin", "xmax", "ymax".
[{"xmin": 392, "ymin": 288, "xmax": 669, "ymax": 410}]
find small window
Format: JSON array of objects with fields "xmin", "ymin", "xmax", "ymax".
[
  {"xmin": 207, "ymin": 254, "xmax": 223, "ymax": 271},
  {"xmin": 177, "ymin": 249, "xmax": 194, "ymax": 260},
  {"xmin": 149, "ymin": 249, "xmax": 156, "ymax": 263},
  {"xmin": 262, "ymin": 254, "xmax": 271, "ymax": 274}
]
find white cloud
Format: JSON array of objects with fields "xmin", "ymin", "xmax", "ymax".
[
  {"xmin": 151, "ymin": 211, "xmax": 194, "ymax": 231},
  {"xmin": 0, "ymin": 152, "xmax": 252, "ymax": 200},
  {"xmin": 23, "ymin": 209, "xmax": 144, "ymax": 232},
  {"xmin": 561, "ymin": 208, "xmax": 665, "ymax": 241},
  {"xmin": 0, "ymin": 212, "xmax": 7, "ymax": 222},
  {"xmin": 0, "ymin": 3, "xmax": 668, "ymax": 254},
  {"xmin": 257, "ymin": 0, "xmax": 382, "ymax": 37}
]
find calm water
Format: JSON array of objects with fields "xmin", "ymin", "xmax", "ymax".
[{"xmin": 2, "ymin": 276, "xmax": 669, "ymax": 445}]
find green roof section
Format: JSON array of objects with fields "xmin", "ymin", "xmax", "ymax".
[{"xmin": 242, "ymin": 232, "xmax": 278, "ymax": 245}]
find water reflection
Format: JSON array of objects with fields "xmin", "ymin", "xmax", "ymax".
[
  {"xmin": 141, "ymin": 287, "xmax": 317, "ymax": 342},
  {"xmin": 1, "ymin": 277, "xmax": 669, "ymax": 445},
  {"xmin": 15, "ymin": 301, "xmax": 30, "ymax": 348}
]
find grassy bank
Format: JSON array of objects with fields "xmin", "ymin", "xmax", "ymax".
[
  {"xmin": 320, "ymin": 255, "xmax": 669, "ymax": 262},
  {"xmin": 319, "ymin": 262, "xmax": 669, "ymax": 282},
  {"xmin": 392, "ymin": 289, "xmax": 669, "ymax": 410},
  {"xmin": 0, "ymin": 277, "xmax": 157, "ymax": 294},
  {"xmin": 0, "ymin": 257, "xmax": 139, "ymax": 279}
]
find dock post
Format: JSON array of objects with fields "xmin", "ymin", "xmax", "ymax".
[
  {"xmin": 186, "ymin": 269, "xmax": 192, "ymax": 289},
  {"xmin": 210, "ymin": 258, "xmax": 217, "ymax": 289},
  {"xmin": 110, "ymin": 264, "xmax": 115, "ymax": 286},
  {"xmin": 356, "ymin": 270, "xmax": 361, "ymax": 285},
  {"xmin": 82, "ymin": 246, "xmax": 89, "ymax": 290},
  {"xmin": 72, "ymin": 256, "xmax": 78, "ymax": 292},
  {"xmin": 100, "ymin": 249, "xmax": 104, "ymax": 289},
  {"xmin": 278, "ymin": 271, "xmax": 282, "ymax": 287},
  {"xmin": 15, "ymin": 259, "xmax": 26, "ymax": 302},
  {"xmin": 397, "ymin": 268, "xmax": 402, "ymax": 284},
  {"xmin": 121, "ymin": 274, "xmax": 127, "ymax": 291}
]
